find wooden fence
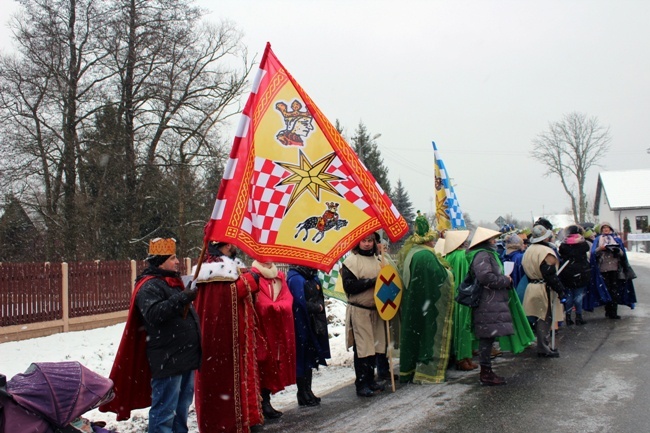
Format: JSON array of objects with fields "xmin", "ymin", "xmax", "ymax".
[{"xmin": 0, "ymin": 259, "xmax": 195, "ymax": 343}]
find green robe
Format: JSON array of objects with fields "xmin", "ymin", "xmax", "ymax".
[
  {"xmin": 399, "ymin": 245, "xmax": 454, "ymax": 384},
  {"xmin": 446, "ymin": 249, "xmax": 477, "ymax": 361},
  {"xmin": 466, "ymin": 248, "xmax": 534, "ymax": 354}
]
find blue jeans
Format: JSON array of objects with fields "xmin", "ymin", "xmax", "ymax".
[
  {"xmin": 149, "ymin": 370, "xmax": 195, "ymax": 433},
  {"xmin": 564, "ymin": 286, "xmax": 585, "ymax": 315}
]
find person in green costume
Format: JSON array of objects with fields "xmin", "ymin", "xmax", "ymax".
[
  {"xmin": 397, "ymin": 211, "xmax": 455, "ymax": 384},
  {"xmin": 442, "ymin": 229, "xmax": 477, "ymax": 372}
]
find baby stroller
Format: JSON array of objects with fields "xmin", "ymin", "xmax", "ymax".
[{"xmin": 0, "ymin": 361, "xmax": 115, "ymax": 433}]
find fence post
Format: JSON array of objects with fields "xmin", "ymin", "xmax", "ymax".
[
  {"xmin": 61, "ymin": 262, "xmax": 69, "ymax": 332},
  {"xmin": 130, "ymin": 260, "xmax": 137, "ymax": 293}
]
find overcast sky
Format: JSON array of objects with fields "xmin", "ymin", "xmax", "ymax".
[{"xmin": 1, "ymin": 0, "xmax": 648, "ymax": 226}]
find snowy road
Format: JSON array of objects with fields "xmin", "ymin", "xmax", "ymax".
[{"xmin": 261, "ymin": 254, "xmax": 650, "ymax": 433}]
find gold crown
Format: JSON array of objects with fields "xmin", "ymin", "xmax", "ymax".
[
  {"xmin": 148, "ymin": 238, "xmax": 176, "ymax": 256},
  {"xmin": 275, "ymin": 100, "xmax": 312, "ymax": 124}
]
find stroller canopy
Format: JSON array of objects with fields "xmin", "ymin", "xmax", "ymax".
[{"xmin": 6, "ymin": 361, "xmax": 114, "ymax": 427}]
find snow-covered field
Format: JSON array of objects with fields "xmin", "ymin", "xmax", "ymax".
[
  {"xmin": 1, "ymin": 252, "xmax": 648, "ymax": 433},
  {"xmin": 0, "ymin": 292, "xmax": 354, "ymax": 433}
]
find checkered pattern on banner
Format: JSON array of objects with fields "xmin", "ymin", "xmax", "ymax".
[
  {"xmin": 326, "ymin": 156, "xmax": 370, "ymax": 211},
  {"xmin": 433, "ymin": 143, "xmax": 466, "ymax": 229},
  {"xmin": 318, "ymin": 254, "xmax": 349, "ymax": 302},
  {"xmin": 242, "ymin": 157, "xmax": 292, "ymax": 243}
]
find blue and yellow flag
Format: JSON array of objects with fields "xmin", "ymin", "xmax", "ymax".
[
  {"xmin": 204, "ymin": 43, "xmax": 408, "ymax": 272},
  {"xmin": 433, "ymin": 141, "xmax": 466, "ymax": 231}
]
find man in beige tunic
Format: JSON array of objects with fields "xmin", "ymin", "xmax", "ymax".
[
  {"xmin": 341, "ymin": 232, "xmax": 387, "ymax": 397},
  {"xmin": 522, "ymin": 225, "xmax": 566, "ymax": 358}
]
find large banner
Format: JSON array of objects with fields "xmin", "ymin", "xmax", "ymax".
[{"xmin": 204, "ymin": 43, "xmax": 408, "ymax": 271}]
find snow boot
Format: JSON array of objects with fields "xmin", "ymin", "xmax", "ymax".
[{"xmin": 479, "ymin": 365, "xmax": 506, "ymax": 386}]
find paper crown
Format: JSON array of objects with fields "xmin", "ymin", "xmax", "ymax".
[{"xmin": 148, "ymin": 238, "xmax": 176, "ymax": 256}]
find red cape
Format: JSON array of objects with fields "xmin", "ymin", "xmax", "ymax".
[
  {"xmin": 253, "ymin": 269, "xmax": 296, "ymax": 393},
  {"xmin": 99, "ymin": 275, "xmax": 154, "ymax": 420},
  {"xmin": 99, "ymin": 274, "xmax": 183, "ymax": 420},
  {"xmin": 194, "ymin": 269, "xmax": 263, "ymax": 433}
]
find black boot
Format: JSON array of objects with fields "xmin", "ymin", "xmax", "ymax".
[
  {"xmin": 575, "ymin": 314, "xmax": 587, "ymax": 325},
  {"xmin": 535, "ymin": 319, "xmax": 559, "ymax": 357},
  {"xmin": 296, "ymin": 377, "xmax": 318, "ymax": 407},
  {"xmin": 354, "ymin": 353, "xmax": 376, "ymax": 397},
  {"xmin": 261, "ymin": 388, "xmax": 282, "ymax": 419},
  {"xmin": 305, "ymin": 368, "xmax": 321, "ymax": 404},
  {"xmin": 565, "ymin": 313, "xmax": 574, "ymax": 326}
]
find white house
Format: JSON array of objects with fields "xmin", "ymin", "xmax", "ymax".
[{"xmin": 593, "ymin": 169, "xmax": 650, "ymax": 233}]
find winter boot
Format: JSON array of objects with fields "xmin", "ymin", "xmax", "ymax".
[
  {"xmin": 296, "ymin": 377, "xmax": 318, "ymax": 407},
  {"xmin": 305, "ymin": 368, "xmax": 321, "ymax": 404},
  {"xmin": 479, "ymin": 365, "xmax": 506, "ymax": 386},
  {"xmin": 536, "ymin": 319, "xmax": 559, "ymax": 357},
  {"xmin": 565, "ymin": 312, "xmax": 574, "ymax": 325},
  {"xmin": 575, "ymin": 314, "xmax": 587, "ymax": 325},
  {"xmin": 261, "ymin": 388, "xmax": 282, "ymax": 419}
]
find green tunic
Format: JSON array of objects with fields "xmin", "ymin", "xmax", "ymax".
[
  {"xmin": 399, "ymin": 245, "xmax": 454, "ymax": 384},
  {"xmin": 446, "ymin": 249, "xmax": 477, "ymax": 361}
]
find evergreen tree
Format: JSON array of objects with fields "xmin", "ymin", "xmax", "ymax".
[
  {"xmin": 351, "ymin": 122, "xmax": 391, "ymax": 196},
  {"xmin": 391, "ymin": 179, "xmax": 415, "ymax": 225}
]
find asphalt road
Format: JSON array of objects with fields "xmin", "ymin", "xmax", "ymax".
[{"xmin": 259, "ymin": 259, "xmax": 649, "ymax": 433}]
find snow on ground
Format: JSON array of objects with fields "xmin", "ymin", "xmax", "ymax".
[
  {"xmin": 1, "ymin": 252, "xmax": 647, "ymax": 432},
  {"xmin": 0, "ymin": 295, "xmax": 354, "ymax": 433}
]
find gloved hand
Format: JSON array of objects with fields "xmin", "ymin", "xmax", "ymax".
[{"xmin": 183, "ymin": 280, "xmax": 198, "ymax": 301}]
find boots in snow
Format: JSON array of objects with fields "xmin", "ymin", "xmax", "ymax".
[{"xmin": 479, "ymin": 365, "xmax": 506, "ymax": 386}]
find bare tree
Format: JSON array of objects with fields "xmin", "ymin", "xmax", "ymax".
[
  {"xmin": 1, "ymin": 0, "xmax": 252, "ymax": 261},
  {"xmin": 531, "ymin": 112, "xmax": 611, "ymax": 223}
]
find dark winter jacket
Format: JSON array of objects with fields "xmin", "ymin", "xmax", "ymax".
[
  {"xmin": 135, "ymin": 267, "xmax": 201, "ymax": 379},
  {"xmin": 558, "ymin": 238, "xmax": 591, "ymax": 289},
  {"xmin": 470, "ymin": 248, "xmax": 514, "ymax": 338}
]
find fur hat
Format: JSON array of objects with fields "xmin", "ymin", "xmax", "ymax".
[
  {"xmin": 565, "ymin": 225, "xmax": 584, "ymax": 236},
  {"xmin": 443, "ymin": 230, "xmax": 470, "ymax": 255},
  {"xmin": 530, "ymin": 225, "xmax": 552, "ymax": 243},
  {"xmin": 535, "ymin": 217, "xmax": 553, "ymax": 231},
  {"xmin": 469, "ymin": 227, "xmax": 501, "ymax": 249}
]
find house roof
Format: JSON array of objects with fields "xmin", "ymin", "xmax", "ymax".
[{"xmin": 597, "ymin": 169, "xmax": 650, "ymax": 210}]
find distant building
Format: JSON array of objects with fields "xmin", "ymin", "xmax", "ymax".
[{"xmin": 594, "ymin": 169, "xmax": 650, "ymax": 233}]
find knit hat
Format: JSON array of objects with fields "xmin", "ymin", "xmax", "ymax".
[
  {"xmin": 469, "ymin": 227, "xmax": 501, "ymax": 249},
  {"xmin": 505, "ymin": 233, "xmax": 523, "ymax": 247},
  {"xmin": 530, "ymin": 225, "xmax": 552, "ymax": 243},
  {"xmin": 410, "ymin": 211, "xmax": 437, "ymax": 244},
  {"xmin": 583, "ymin": 228, "xmax": 595, "ymax": 239},
  {"xmin": 443, "ymin": 230, "xmax": 470, "ymax": 255},
  {"xmin": 146, "ymin": 238, "xmax": 176, "ymax": 267},
  {"xmin": 599, "ymin": 221, "xmax": 614, "ymax": 233}
]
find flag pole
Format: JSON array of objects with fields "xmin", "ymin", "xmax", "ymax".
[
  {"xmin": 183, "ymin": 240, "xmax": 208, "ymax": 319},
  {"xmin": 379, "ymin": 239, "xmax": 396, "ymax": 393}
]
